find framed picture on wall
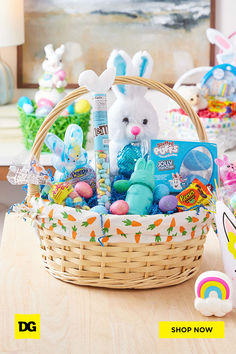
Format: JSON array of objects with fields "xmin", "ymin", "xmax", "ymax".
[{"xmin": 17, "ymin": 0, "xmax": 215, "ymax": 88}]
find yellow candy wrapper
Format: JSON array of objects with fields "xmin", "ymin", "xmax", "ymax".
[{"xmin": 49, "ymin": 182, "xmax": 73, "ymax": 204}]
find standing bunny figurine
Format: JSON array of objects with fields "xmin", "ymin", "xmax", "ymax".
[
  {"xmin": 215, "ymin": 155, "xmax": 236, "ymax": 191},
  {"xmin": 45, "ymin": 124, "xmax": 87, "ymax": 182},
  {"xmin": 107, "ymin": 50, "xmax": 159, "ymax": 175},
  {"xmin": 35, "ymin": 44, "xmax": 67, "ymax": 106},
  {"xmin": 114, "ymin": 158, "xmax": 155, "ymax": 215},
  {"xmin": 207, "ymin": 28, "xmax": 236, "ymax": 66}
]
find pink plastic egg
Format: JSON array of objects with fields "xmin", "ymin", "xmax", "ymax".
[
  {"xmin": 61, "ymin": 109, "xmax": 69, "ymax": 116},
  {"xmin": 37, "ymin": 98, "xmax": 54, "ymax": 108},
  {"xmin": 75, "ymin": 182, "xmax": 93, "ymax": 199},
  {"xmin": 110, "ymin": 200, "xmax": 129, "ymax": 215},
  {"xmin": 68, "ymin": 190, "xmax": 79, "ymax": 199}
]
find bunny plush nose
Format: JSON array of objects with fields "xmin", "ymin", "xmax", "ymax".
[{"xmin": 131, "ymin": 126, "xmax": 141, "ymax": 136}]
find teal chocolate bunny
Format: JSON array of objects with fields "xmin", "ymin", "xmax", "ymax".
[{"xmin": 114, "ymin": 158, "xmax": 155, "ymax": 215}]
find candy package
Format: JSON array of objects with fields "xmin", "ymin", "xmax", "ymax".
[
  {"xmin": 150, "ymin": 140, "xmax": 218, "ymax": 193},
  {"xmin": 177, "ymin": 178, "xmax": 212, "ymax": 209}
]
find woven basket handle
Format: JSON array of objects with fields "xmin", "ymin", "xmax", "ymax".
[{"xmin": 28, "ymin": 76, "xmax": 208, "ymax": 197}]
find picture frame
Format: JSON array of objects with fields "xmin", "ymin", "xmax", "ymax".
[{"xmin": 17, "ymin": 0, "xmax": 215, "ymax": 88}]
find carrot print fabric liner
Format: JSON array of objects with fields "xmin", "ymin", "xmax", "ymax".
[{"xmin": 14, "ymin": 197, "xmax": 213, "ymax": 243}]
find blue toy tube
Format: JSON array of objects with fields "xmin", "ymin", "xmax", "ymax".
[{"xmin": 92, "ymin": 93, "xmax": 111, "ymax": 208}]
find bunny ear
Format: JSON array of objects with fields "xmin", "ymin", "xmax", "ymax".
[
  {"xmin": 223, "ymin": 155, "xmax": 229, "ymax": 164},
  {"xmin": 55, "ymin": 44, "xmax": 65, "ymax": 57},
  {"xmin": 107, "ymin": 49, "xmax": 134, "ymax": 97},
  {"xmin": 131, "ymin": 51, "xmax": 153, "ymax": 96},
  {"xmin": 64, "ymin": 124, "xmax": 83, "ymax": 148},
  {"xmin": 206, "ymin": 28, "xmax": 233, "ymax": 51},
  {"xmin": 146, "ymin": 160, "xmax": 155, "ymax": 174},
  {"xmin": 132, "ymin": 51, "xmax": 153, "ymax": 78},
  {"xmin": 223, "ymin": 212, "xmax": 236, "ymax": 243},
  {"xmin": 215, "ymin": 158, "xmax": 224, "ymax": 167},
  {"xmin": 45, "ymin": 133, "xmax": 67, "ymax": 160},
  {"xmin": 135, "ymin": 158, "xmax": 146, "ymax": 171},
  {"xmin": 44, "ymin": 44, "xmax": 54, "ymax": 57}
]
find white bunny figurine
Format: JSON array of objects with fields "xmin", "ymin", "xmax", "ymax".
[
  {"xmin": 107, "ymin": 50, "xmax": 159, "ymax": 175},
  {"xmin": 207, "ymin": 28, "xmax": 236, "ymax": 66},
  {"xmin": 35, "ymin": 44, "xmax": 67, "ymax": 106}
]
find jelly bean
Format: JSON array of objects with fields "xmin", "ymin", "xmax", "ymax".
[
  {"xmin": 99, "ymin": 153, "xmax": 107, "ymax": 159},
  {"xmin": 107, "ymin": 186, "xmax": 111, "ymax": 192},
  {"xmin": 96, "ymin": 163, "xmax": 103, "ymax": 169}
]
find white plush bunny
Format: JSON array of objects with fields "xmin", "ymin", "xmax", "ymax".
[
  {"xmin": 207, "ymin": 28, "xmax": 236, "ymax": 66},
  {"xmin": 35, "ymin": 44, "xmax": 67, "ymax": 106},
  {"xmin": 107, "ymin": 50, "xmax": 159, "ymax": 175}
]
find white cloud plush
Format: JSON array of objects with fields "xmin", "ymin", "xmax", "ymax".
[{"xmin": 194, "ymin": 297, "xmax": 232, "ymax": 317}]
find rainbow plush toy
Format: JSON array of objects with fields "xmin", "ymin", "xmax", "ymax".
[{"xmin": 194, "ymin": 271, "xmax": 233, "ymax": 317}]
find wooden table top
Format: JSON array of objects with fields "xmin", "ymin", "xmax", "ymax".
[{"xmin": 0, "ymin": 213, "xmax": 235, "ymax": 353}]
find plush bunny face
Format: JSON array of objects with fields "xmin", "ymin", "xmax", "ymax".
[
  {"xmin": 42, "ymin": 44, "xmax": 65, "ymax": 74},
  {"xmin": 108, "ymin": 96, "xmax": 158, "ymax": 145},
  {"xmin": 215, "ymin": 155, "xmax": 236, "ymax": 184},
  {"xmin": 107, "ymin": 50, "xmax": 159, "ymax": 175}
]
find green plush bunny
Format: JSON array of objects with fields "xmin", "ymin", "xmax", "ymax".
[{"xmin": 113, "ymin": 158, "xmax": 155, "ymax": 215}]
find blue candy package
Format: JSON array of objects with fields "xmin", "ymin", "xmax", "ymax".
[{"xmin": 150, "ymin": 140, "xmax": 218, "ymax": 193}]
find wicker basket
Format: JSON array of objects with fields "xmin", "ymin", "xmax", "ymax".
[
  {"xmin": 168, "ymin": 109, "xmax": 236, "ymax": 151},
  {"xmin": 27, "ymin": 76, "xmax": 209, "ymax": 289}
]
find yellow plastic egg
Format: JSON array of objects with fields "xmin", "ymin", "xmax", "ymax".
[{"xmin": 74, "ymin": 99, "xmax": 91, "ymax": 114}]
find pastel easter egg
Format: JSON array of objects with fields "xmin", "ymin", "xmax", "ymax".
[
  {"xmin": 159, "ymin": 195, "xmax": 178, "ymax": 213},
  {"xmin": 68, "ymin": 190, "xmax": 79, "ymax": 199},
  {"xmin": 90, "ymin": 205, "xmax": 108, "ymax": 214},
  {"xmin": 183, "ymin": 150, "xmax": 211, "ymax": 171},
  {"xmin": 57, "ymin": 69, "xmax": 66, "ymax": 80},
  {"xmin": 103, "ymin": 162, "xmax": 109, "ymax": 169},
  {"xmin": 35, "ymin": 105, "xmax": 52, "ymax": 117},
  {"xmin": 74, "ymin": 99, "xmax": 91, "ymax": 114},
  {"xmin": 61, "ymin": 109, "xmax": 69, "ymax": 116},
  {"xmin": 101, "ymin": 195, "xmax": 108, "ymax": 203},
  {"xmin": 110, "ymin": 200, "xmax": 129, "ymax": 215},
  {"xmin": 18, "ymin": 96, "xmax": 32, "ymax": 108},
  {"xmin": 75, "ymin": 181, "xmax": 93, "ymax": 199},
  {"xmin": 67, "ymin": 104, "xmax": 75, "ymax": 114},
  {"xmin": 23, "ymin": 103, "xmax": 34, "ymax": 114},
  {"xmin": 37, "ymin": 98, "xmax": 54, "ymax": 108},
  {"xmin": 153, "ymin": 184, "xmax": 170, "ymax": 202}
]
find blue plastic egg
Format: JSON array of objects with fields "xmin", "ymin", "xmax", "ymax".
[
  {"xmin": 67, "ymin": 104, "xmax": 75, "ymax": 114},
  {"xmin": 35, "ymin": 105, "xmax": 52, "ymax": 117},
  {"xmin": 23, "ymin": 103, "xmax": 34, "ymax": 114},
  {"xmin": 153, "ymin": 184, "xmax": 170, "ymax": 202},
  {"xmin": 183, "ymin": 150, "xmax": 211, "ymax": 171},
  {"xmin": 90, "ymin": 205, "xmax": 108, "ymax": 214},
  {"xmin": 18, "ymin": 96, "xmax": 32, "ymax": 108}
]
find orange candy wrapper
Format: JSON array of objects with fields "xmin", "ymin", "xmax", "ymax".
[{"xmin": 177, "ymin": 178, "xmax": 212, "ymax": 209}]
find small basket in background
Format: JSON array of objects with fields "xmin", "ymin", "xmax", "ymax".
[{"xmin": 18, "ymin": 103, "xmax": 91, "ymax": 152}]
